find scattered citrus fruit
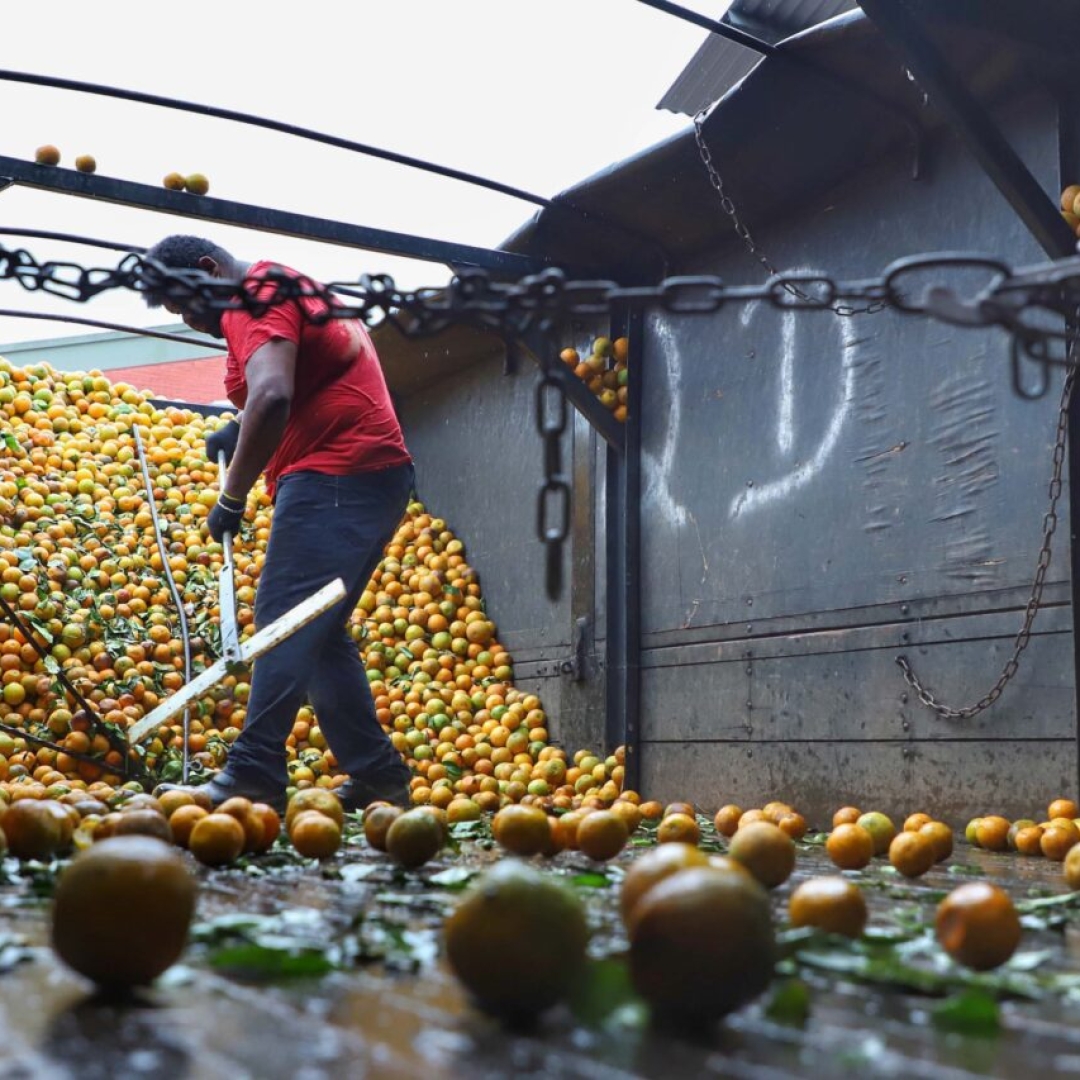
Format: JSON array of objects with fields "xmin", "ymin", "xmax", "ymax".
[
  {"xmin": 935, "ymin": 882, "xmax": 1021, "ymax": 971},
  {"xmin": 788, "ymin": 877, "xmax": 867, "ymax": 938}
]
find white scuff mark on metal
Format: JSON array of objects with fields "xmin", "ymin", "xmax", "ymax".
[
  {"xmin": 777, "ymin": 309, "xmax": 795, "ymax": 454},
  {"xmin": 729, "ymin": 311, "xmax": 859, "ymax": 519},
  {"xmin": 641, "ymin": 317, "xmax": 689, "ymax": 527}
]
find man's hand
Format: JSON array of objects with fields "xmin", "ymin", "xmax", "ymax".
[
  {"xmin": 206, "ymin": 419, "xmax": 241, "ymax": 468},
  {"xmin": 208, "ymin": 495, "xmax": 244, "ymax": 543}
]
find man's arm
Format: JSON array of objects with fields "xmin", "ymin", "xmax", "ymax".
[{"xmin": 222, "ymin": 338, "xmax": 296, "ymax": 501}]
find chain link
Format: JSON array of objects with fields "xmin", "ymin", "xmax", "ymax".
[
  {"xmin": 896, "ymin": 321, "xmax": 1079, "ymax": 718},
  {"xmin": 535, "ymin": 365, "xmax": 571, "ymax": 601},
  {"xmin": 693, "ymin": 108, "xmax": 887, "ymax": 316},
  {"xmin": 4, "ymin": 236, "xmax": 1080, "ymax": 694}
]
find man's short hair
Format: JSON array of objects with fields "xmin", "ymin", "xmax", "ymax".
[{"xmin": 140, "ymin": 235, "xmax": 231, "ymax": 308}]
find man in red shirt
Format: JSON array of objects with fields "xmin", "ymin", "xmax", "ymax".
[{"xmin": 141, "ymin": 235, "xmax": 414, "ymax": 813}]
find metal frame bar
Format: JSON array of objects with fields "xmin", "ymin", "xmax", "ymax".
[
  {"xmin": 0, "ymin": 308, "xmax": 223, "ymax": 348},
  {"xmin": 0, "ymin": 154, "xmax": 549, "ymax": 274},
  {"xmin": 1058, "ymin": 87, "xmax": 1080, "ymax": 802},
  {"xmin": 604, "ymin": 307, "xmax": 642, "ymax": 790},
  {"xmin": 0, "ymin": 69, "xmax": 550, "ymax": 209},
  {"xmin": 856, "ymin": 0, "xmax": 1074, "ymax": 260}
]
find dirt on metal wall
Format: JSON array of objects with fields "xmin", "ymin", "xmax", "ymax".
[{"xmin": 637, "ymin": 93, "xmax": 1076, "ymax": 826}]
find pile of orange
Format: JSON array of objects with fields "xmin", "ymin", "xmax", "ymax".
[
  {"xmin": 0, "ymin": 357, "xmax": 635, "ymax": 818},
  {"xmin": 966, "ymin": 798, "xmax": 1080, "ymax": 862},
  {"xmin": 559, "ymin": 335, "xmax": 628, "ymax": 423}
]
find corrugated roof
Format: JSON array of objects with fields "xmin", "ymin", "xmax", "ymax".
[{"xmin": 656, "ymin": 0, "xmax": 856, "ymax": 117}]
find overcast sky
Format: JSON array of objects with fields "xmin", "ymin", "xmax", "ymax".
[{"xmin": 0, "ymin": 0, "xmax": 727, "ymax": 349}]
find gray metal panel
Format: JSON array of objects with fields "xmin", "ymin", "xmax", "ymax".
[
  {"xmin": 640, "ymin": 94, "xmax": 1064, "ymax": 637},
  {"xmin": 640, "ymin": 618, "xmax": 1074, "ymax": 742},
  {"xmin": 398, "ymin": 355, "xmax": 571, "ymax": 655},
  {"xmin": 640, "ymin": 740, "xmax": 1077, "ymax": 828}
]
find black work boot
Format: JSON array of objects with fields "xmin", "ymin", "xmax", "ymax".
[
  {"xmin": 336, "ymin": 772, "xmax": 411, "ymax": 813},
  {"xmin": 156, "ymin": 770, "xmax": 287, "ymax": 815}
]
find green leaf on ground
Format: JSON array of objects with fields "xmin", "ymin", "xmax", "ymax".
[
  {"xmin": 931, "ymin": 989, "xmax": 1001, "ymax": 1035},
  {"xmin": 568, "ymin": 958, "xmax": 645, "ymax": 1029},
  {"xmin": 208, "ymin": 942, "xmax": 336, "ymax": 979},
  {"xmin": 765, "ymin": 978, "xmax": 811, "ymax": 1025}
]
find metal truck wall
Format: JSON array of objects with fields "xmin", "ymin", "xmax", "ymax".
[
  {"xmin": 398, "ymin": 353, "xmax": 608, "ymax": 756},
  {"xmin": 638, "ymin": 93, "xmax": 1076, "ymax": 826}
]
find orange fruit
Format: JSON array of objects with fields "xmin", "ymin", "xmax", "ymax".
[
  {"xmin": 286, "ymin": 788, "xmax": 344, "ymax": 831},
  {"xmin": 1049, "ymin": 798, "xmax": 1079, "ymax": 822},
  {"xmin": 218, "ymin": 796, "xmax": 265, "ymax": 854},
  {"xmin": 738, "ymin": 809, "xmax": 768, "ymax": 829},
  {"xmin": 657, "ymin": 812, "xmax": 700, "ymax": 846},
  {"xmin": 493, "ymin": 804, "xmax": 551, "ymax": 857},
  {"xmin": 663, "ymin": 802, "xmax": 695, "ymax": 819},
  {"xmin": 713, "ymin": 805, "xmax": 742, "ymax": 837},
  {"xmin": 638, "ymin": 801, "xmax": 663, "ymax": 821},
  {"xmin": 918, "ymin": 821, "xmax": 954, "ymax": 863},
  {"xmin": 385, "ymin": 808, "xmax": 443, "ymax": 869},
  {"xmin": 1064, "ymin": 843, "xmax": 1080, "ymax": 890},
  {"xmin": 162, "ymin": 171, "xmax": 185, "ymax": 190},
  {"xmin": 112, "ymin": 808, "xmax": 173, "ymax": 844},
  {"xmin": 1015, "ymin": 825, "xmax": 1044, "ymax": 856},
  {"xmin": 576, "ymin": 810, "xmax": 629, "ymax": 862},
  {"xmin": 552, "ymin": 808, "xmax": 592, "ymax": 850},
  {"xmin": 74, "ymin": 154, "xmax": 96, "ymax": 173},
  {"xmin": 762, "ymin": 801, "xmax": 792, "ymax": 824},
  {"xmin": 1, "ymin": 799, "xmax": 65, "ymax": 859},
  {"xmin": 446, "ymin": 798, "xmax": 481, "ymax": 824},
  {"xmin": 35, "ymin": 144, "xmax": 61, "ymax": 166},
  {"xmin": 620, "ymin": 842, "xmax": 709, "ymax": 924},
  {"xmin": 974, "ymin": 815, "xmax": 1010, "ymax": 852},
  {"xmin": 935, "ymin": 882, "xmax": 1021, "ymax": 970},
  {"xmin": 184, "ymin": 173, "xmax": 210, "ymax": 195},
  {"xmin": 728, "ymin": 821, "xmax": 795, "ymax": 888},
  {"xmin": 888, "ymin": 830, "xmax": 935, "ymax": 878},
  {"xmin": 445, "ymin": 860, "xmax": 588, "ymax": 1021},
  {"xmin": 1007, "ymin": 819, "xmax": 1037, "ymax": 850},
  {"xmin": 964, "ymin": 819, "xmax": 982, "ymax": 846},
  {"xmin": 188, "ymin": 812, "xmax": 245, "ymax": 867},
  {"xmin": 832, "ymin": 806, "xmax": 861, "ymax": 827},
  {"xmin": 289, "ymin": 810, "xmax": 342, "ymax": 859},
  {"xmin": 168, "ymin": 804, "xmax": 207, "ymax": 848},
  {"xmin": 826, "ymin": 823, "xmax": 874, "ymax": 870},
  {"xmin": 855, "ymin": 812, "xmax": 896, "ymax": 855},
  {"xmin": 364, "ymin": 805, "xmax": 402, "ymax": 851},
  {"xmin": 1061, "ymin": 184, "xmax": 1080, "ymax": 212},
  {"xmin": 51, "ymin": 836, "xmax": 195, "ymax": 990},
  {"xmin": 251, "ymin": 803, "xmax": 281, "ymax": 852},
  {"xmin": 609, "ymin": 799, "xmax": 642, "ymax": 835},
  {"xmin": 1040, "ymin": 825, "xmax": 1077, "ymax": 862},
  {"xmin": 158, "ymin": 790, "xmax": 195, "ymax": 818},
  {"xmin": 904, "ymin": 813, "xmax": 932, "ymax": 833},
  {"xmin": 788, "ymin": 877, "xmax": 867, "ymax": 938},
  {"xmin": 627, "ymin": 866, "xmax": 774, "ymax": 1023},
  {"xmin": 776, "ymin": 812, "xmax": 807, "ymax": 841}
]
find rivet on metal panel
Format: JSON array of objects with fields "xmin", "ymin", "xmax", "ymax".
[
  {"xmin": 746, "ymin": 598, "xmax": 753, "ymax": 607},
  {"xmin": 901, "ymin": 632, "xmax": 910, "ymax": 642},
  {"xmin": 901, "ymin": 693, "xmax": 909, "ymax": 704},
  {"xmin": 746, "ymin": 625, "xmax": 753, "ymax": 633},
  {"xmin": 901, "ymin": 604, "xmax": 910, "ymax": 615},
  {"xmin": 902, "ymin": 720, "xmax": 909, "ymax": 731},
  {"xmin": 747, "ymin": 749, "xmax": 753, "ymax": 758},
  {"xmin": 898, "ymin": 575, "xmax": 908, "ymax": 584},
  {"xmin": 746, "ymin": 480, "xmax": 754, "ymax": 487}
]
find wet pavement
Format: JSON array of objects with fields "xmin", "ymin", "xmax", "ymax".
[{"xmin": 2, "ymin": 822, "xmax": 1080, "ymax": 1080}]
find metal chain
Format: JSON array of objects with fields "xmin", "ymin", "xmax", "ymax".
[
  {"xmin": 693, "ymin": 108, "xmax": 886, "ymax": 316},
  {"xmin": 535, "ymin": 359, "xmax": 571, "ymax": 602},
  {"xmin": 896, "ymin": 326, "xmax": 1078, "ymax": 718}
]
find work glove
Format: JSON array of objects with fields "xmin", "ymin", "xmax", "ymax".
[
  {"xmin": 208, "ymin": 494, "xmax": 245, "ymax": 543},
  {"xmin": 206, "ymin": 419, "xmax": 241, "ymax": 468}
]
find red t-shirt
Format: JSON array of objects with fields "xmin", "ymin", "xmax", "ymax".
[{"xmin": 221, "ymin": 261, "xmax": 411, "ymax": 498}]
